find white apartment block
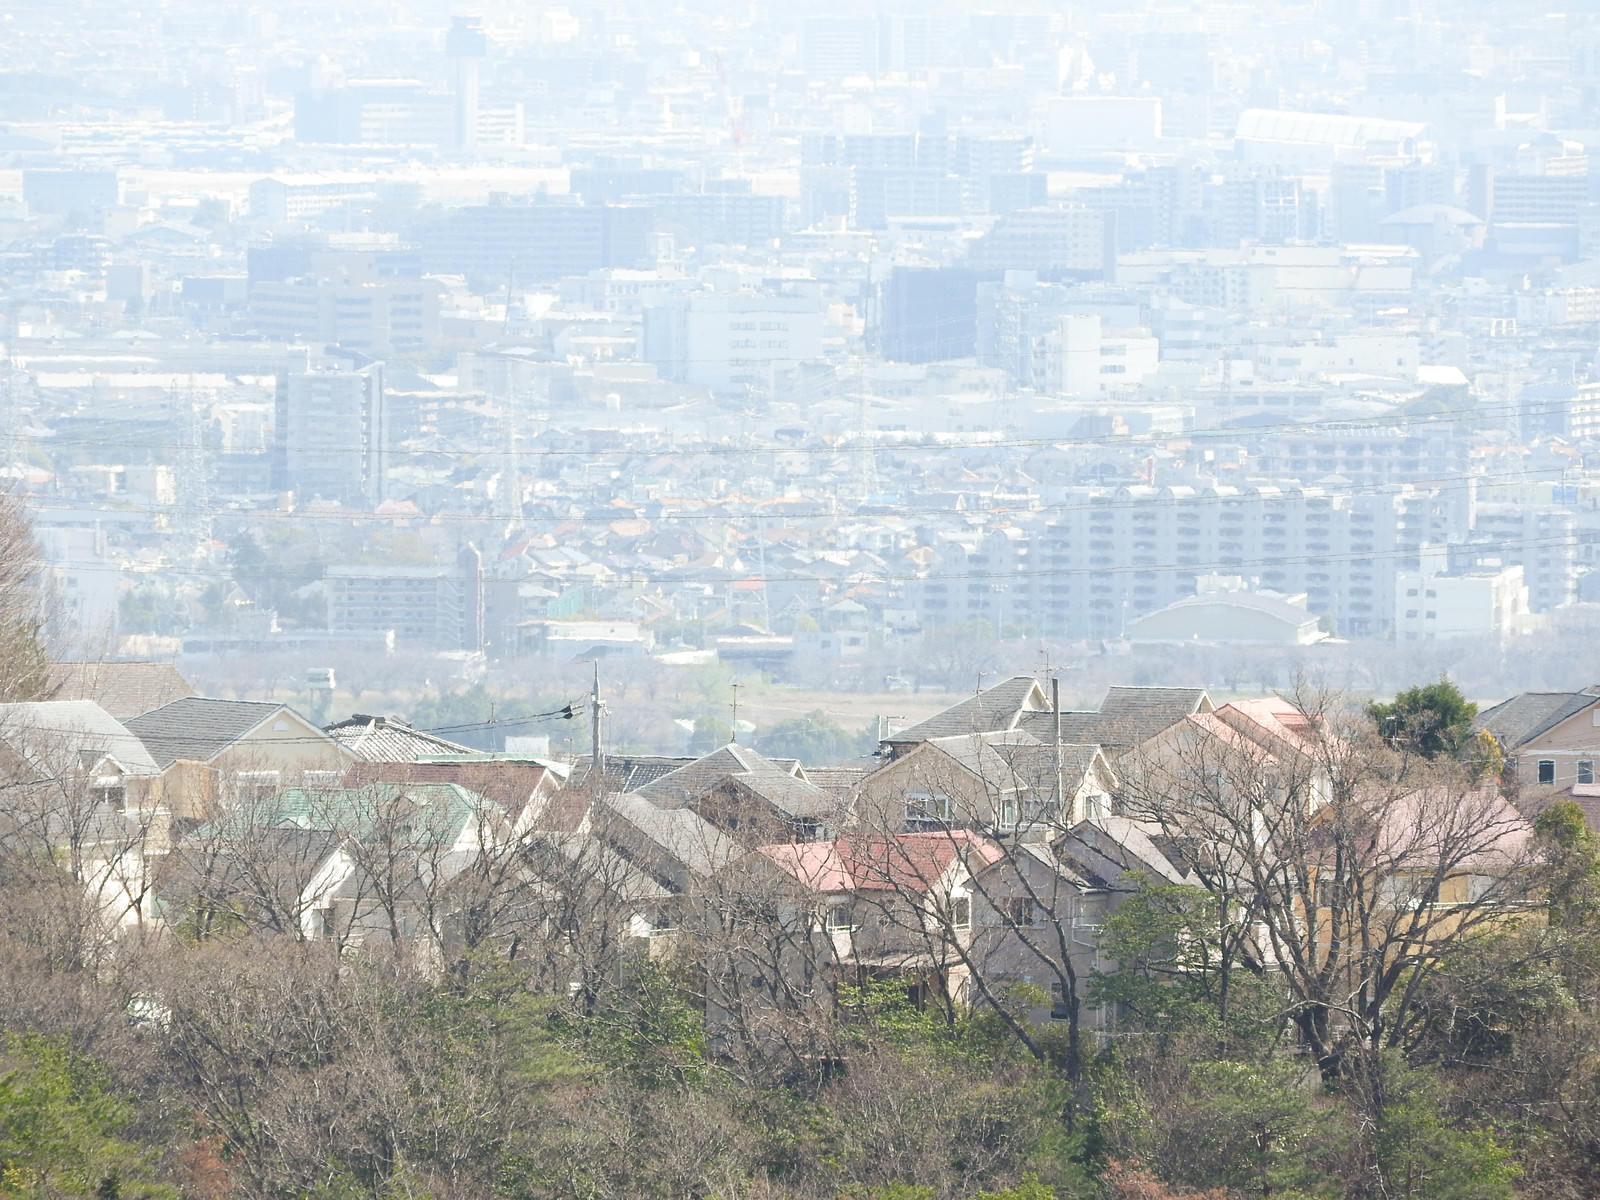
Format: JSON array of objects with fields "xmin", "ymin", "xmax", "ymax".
[{"xmin": 906, "ymin": 484, "xmax": 1467, "ymax": 640}]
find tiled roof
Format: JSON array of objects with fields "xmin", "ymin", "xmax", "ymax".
[
  {"xmin": 569, "ymin": 754, "xmax": 697, "ymax": 792},
  {"xmin": 639, "ymin": 743, "xmax": 833, "ymax": 818},
  {"xmin": 324, "ymin": 714, "xmax": 477, "ymax": 761},
  {"xmin": 598, "ymin": 791, "xmax": 739, "ymax": 881},
  {"xmin": 807, "ymin": 766, "xmax": 873, "ymax": 801},
  {"xmin": 1476, "ymin": 692, "xmax": 1600, "ymax": 751},
  {"xmin": 126, "ymin": 697, "xmax": 299, "ymax": 768},
  {"xmin": 1016, "ymin": 686, "xmax": 1211, "ymax": 753},
  {"xmin": 48, "ymin": 661, "xmax": 196, "ymax": 719}
]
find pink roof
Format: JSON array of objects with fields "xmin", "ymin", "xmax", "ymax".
[
  {"xmin": 759, "ymin": 830, "xmax": 1003, "ymax": 895},
  {"xmin": 1312, "ymin": 785, "xmax": 1531, "ymax": 872}
]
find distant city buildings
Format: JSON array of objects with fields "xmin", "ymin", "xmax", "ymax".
[{"xmin": 4, "ymin": 0, "xmax": 1600, "ymax": 672}]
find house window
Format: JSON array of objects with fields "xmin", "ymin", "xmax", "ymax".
[
  {"xmin": 1050, "ymin": 981, "xmax": 1073, "ymax": 1020},
  {"xmin": 998, "ymin": 897, "xmax": 1039, "ymax": 927},
  {"xmin": 950, "ymin": 896, "xmax": 971, "ymax": 930},
  {"xmin": 1581, "ymin": 761, "xmax": 1594, "ymax": 786},
  {"xmin": 825, "ymin": 902, "xmax": 856, "ymax": 932},
  {"xmin": 997, "ymin": 796, "xmax": 1020, "ymax": 828},
  {"xmin": 905, "ymin": 792, "xmax": 952, "ymax": 828},
  {"xmin": 1539, "ymin": 760, "xmax": 1556, "ymax": 785},
  {"xmin": 302, "ymin": 770, "xmax": 341, "ymax": 787},
  {"xmin": 1083, "ymin": 793, "xmax": 1107, "ymax": 819},
  {"xmin": 316, "ymin": 906, "xmax": 336, "ymax": 939},
  {"xmin": 235, "ymin": 770, "xmax": 281, "ymax": 802}
]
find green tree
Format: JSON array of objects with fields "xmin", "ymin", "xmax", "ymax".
[
  {"xmin": 1534, "ymin": 799, "xmax": 1600, "ymax": 928},
  {"xmin": 0, "ymin": 1034, "xmax": 175, "ymax": 1200},
  {"xmin": 1367, "ymin": 678, "xmax": 1477, "ymax": 760},
  {"xmin": 1362, "ymin": 1056, "xmax": 1519, "ymax": 1200},
  {"xmin": 759, "ymin": 709, "xmax": 862, "ymax": 765},
  {"xmin": 1092, "ymin": 876, "xmax": 1275, "ymax": 1042}
]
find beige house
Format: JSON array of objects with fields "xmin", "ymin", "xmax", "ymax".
[
  {"xmin": 1477, "ymin": 689, "xmax": 1600, "ymax": 794},
  {"xmin": 0, "ymin": 699, "xmax": 172, "ymax": 933},
  {"xmin": 126, "ymin": 697, "xmax": 354, "ymax": 822},
  {"xmin": 854, "ymin": 730, "xmax": 1116, "ymax": 834}
]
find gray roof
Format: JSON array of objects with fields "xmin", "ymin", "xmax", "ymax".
[
  {"xmin": 597, "ymin": 791, "xmax": 740, "ymax": 882},
  {"xmin": 1061, "ymin": 816, "xmax": 1191, "ymax": 887},
  {"xmin": 0, "ymin": 700, "xmax": 162, "ymax": 777},
  {"xmin": 921, "ymin": 732, "xmax": 1109, "ymax": 795},
  {"xmin": 1476, "ymin": 691, "xmax": 1600, "ymax": 751},
  {"xmin": 126, "ymin": 697, "xmax": 304, "ymax": 768},
  {"xmin": 807, "ymin": 766, "xmax": 873, "ymax": 800},
  {"xmin": 324, "ymin": 714, "xmax": 476, "ymax": 762},
  {"xmin": 889, "ymin": 680, "xmax": 1205, "ymax": 757},
  {"xmin": 887, "ymin": 676, "xmax": 1048, "ymax": 744},
  {"xmin": 1015, "ymin": 686, "xmax": 1210, "ymax": 755},
  {"xmin": 639, "ymin": 743, "xmax": 833, "ymax": 819}
]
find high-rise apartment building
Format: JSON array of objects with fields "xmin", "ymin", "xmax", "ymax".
[{"xmin": 274, "ymin": 363, "xmax": 388, "ymax": 507}]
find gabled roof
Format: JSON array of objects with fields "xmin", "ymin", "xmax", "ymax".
[
  {"xmin": 758, "ymin": 829, "xmax": 1002, "ymax": 895},
  {"xmin": 596, "ymin": 791, "xmax": 740, "ymax": 881},
  {"xmin": 1014, "ymin": 685, "xmax": 1212, "ymax": 754},
  {"xmin": 126, "ymin": 697, "xmax": 325, "ymax": 768},
  {"xmin": 1061, "ymin": 816, "xmax": 1191, "ymax": 886},
  {"xmin": 1476, "ymin": 691, "xmax": 1600, "ymax": 751},
  {"xmin": 0, "ymin": 700, "xmax": 161, "ymax": 777},
  {"xmin": 639, "ymin": 742, "xmax": 833, "ymax": 819},
  {"xmin": 886, "ymin": 676, "xmax": 1049, "ymax": 744},
  {"xmin": 324, "ymin": 714, "xmax": 476, "ymax": 761},
  {"xmin": 47, "ymin": 661, "xmax": 196, "ymax": 720}
]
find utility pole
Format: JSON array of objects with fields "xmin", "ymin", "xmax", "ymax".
[
  {"xmin": 730, "ymin": 681, "xmax": 741, "ymax": 744},
  {"xmin": 590, "ymin": 660, "xmax": 605, "ymax": 778},
  {"xmin": 1052, "ymin": 676, "xmax": 1064, "ymax": 824}
]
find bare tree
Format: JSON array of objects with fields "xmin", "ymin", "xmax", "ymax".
[
  {"xmin": 1118, "ymin": 689, "xmax": 1540, "ymax": 1079},
  {"xmin": 0, "ymin": 487, "xmax": 49, "ymax": 702}
]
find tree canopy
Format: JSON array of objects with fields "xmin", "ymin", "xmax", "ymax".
[{"xmin": 1366, "ymin": 677, "xmax": 1478, "ymax": 759}]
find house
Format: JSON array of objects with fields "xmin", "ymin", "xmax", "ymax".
[
  {"xmin": 636, "ymin": 743, "xmax": 840, "ymax": 844},
  {"xmin": 752, "ymin": 829, "xmax": 1005, "ymax": 1013},
  {"xmin": 1122, "ymin": 696, "xmax": 1334, "ymax": 838},
  {"xmin": 854, "ymin": 730, "xmax": 1117, "ymax": 834},
  {"xmin": 881, "ymin": 676, "xmax": 1050, "ymax": 758},
  {"xmin": 966, "ymin": 816, "xmax": 1191, "ymax": 1030},
  {"xmin": 161, "ymin": 781, "xmax": 506, "ymax": 962},
  {"xmin": 0, "ymin": 699, "xmax": 172, "ymax": 933},
  {"xmin": 125, "ymin": 697, "xmax": 355, "ymax": 821},
  {"xmin": 0, "ymin": 699, "xmax": 165, "ymax": 814},
  {"xmin": 1476, "ymin": 688, "xmax": 1600, "ymax": 795},
  {"xmin": 329, "ymin": 712, "xmax": 569, "ymax": 828}
]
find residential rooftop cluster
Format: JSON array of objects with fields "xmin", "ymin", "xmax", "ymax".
[{"xmin": 7, "ymin": 663, "xmax": 1591, "ymax": 1041}]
